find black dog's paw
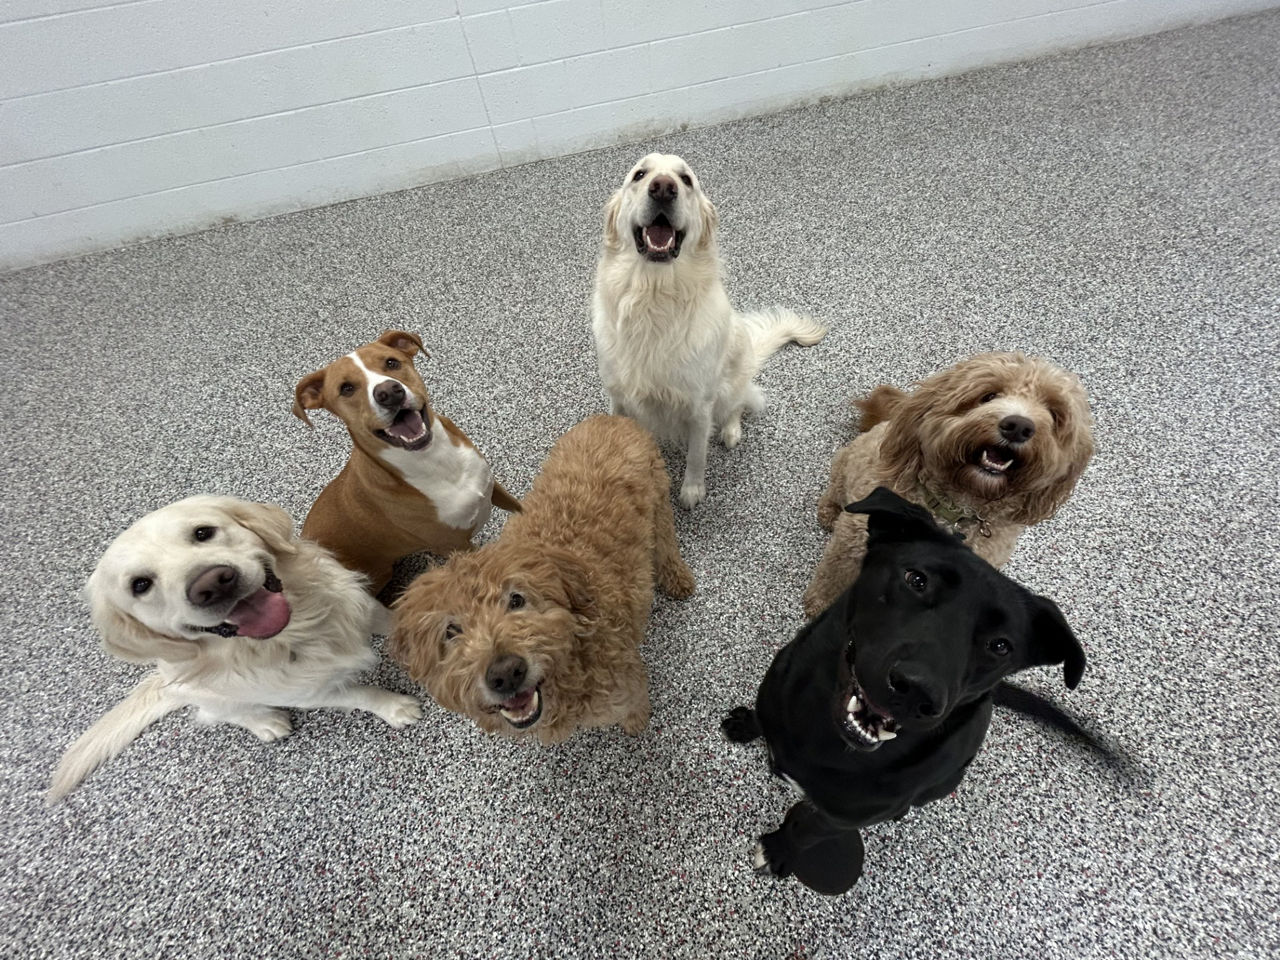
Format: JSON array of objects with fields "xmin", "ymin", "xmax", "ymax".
[
  {"xmin": 751, "ymin": 830, "xmax": 791, "ymax": 878},
  {"xmin": 722, "ymin": 706, "xmax": 762, "ymax": 744}
]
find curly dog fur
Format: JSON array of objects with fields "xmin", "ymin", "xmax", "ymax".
[
  {"xmin": 802, "ymin": 352, "xmax": 1094, "ymax": 620},
  {"xmin": 389, "ymin": 415, "xmax": 695, "ymax": 743}
]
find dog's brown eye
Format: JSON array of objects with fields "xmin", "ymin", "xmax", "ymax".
[
  {"xmin": 339, "ymin": 383, "xmax": 355, "ymax": 396},
  {"xmin": 904, "ymin": 569, "xmax": 927, "ymax": 592},
  {"xmin": 979, "ymin": 392, "xmax": 998, "ymax": 404},
  {"xmin": 131, "ymin": 577, "xmax": 153, "ymax": 596},
  {"xmin": 193, "ymin": 526, "xmax": 215, "ymax": 542},
  {"xmin": 444, "ymin": 622, "xmax": 462, "ymax": 641},
  {"xmin": 988, "ymin": 637, "xmax": 1011, "ymax": 656},
  {"xmin": 508, "ymin": 592, "xmax": 525, "ymax": 611},
  {"xmin": 385, "ymin": 358, "xmax": 400, "ymax": 370},
  {"xmin": 679, "ymin": 173, "xmax": 692, "ymax": 187},
  {"xmin": 632, "ymin": 169, "xmax": 646, "ymax": 182}
]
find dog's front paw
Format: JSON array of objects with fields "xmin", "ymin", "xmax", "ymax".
[
  {"xmin": 679, "ymin": 482, "xmax": 706, "ymax": 509},
  {"xmin": 721, "ymin": 706, "xmax": 761, "ymax": 744},
  {"xmin": 247, "ymin": 709, "xmax": 293, "ymax": 743},
  {"xmin": 752, "ymin": 830, "xmax": 790, "ymax": 878},
  {"xmin": 721, "ymin": 420, "xmax": 742, "ymax": 448},
  {"xmin": 375, "ymin": 694, "xmax": 423, "ymax": 728}
]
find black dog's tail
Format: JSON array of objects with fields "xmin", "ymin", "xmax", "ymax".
[{"xmin": 994, "ymin": 682, "xmax": 1133, "ymax": 776}]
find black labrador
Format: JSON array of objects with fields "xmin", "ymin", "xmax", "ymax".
[{"xmin": 723, "ymin": 486, "xmax": 1108, "ymax": 895}]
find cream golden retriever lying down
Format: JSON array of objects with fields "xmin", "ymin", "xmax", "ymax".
[
  {"xmin": 48, "ymin": 496, "xmax": 420, "ymax": 803},
  {"xmin": 591, "ymin": 152, "xmax": 827, "ymax": 508}
]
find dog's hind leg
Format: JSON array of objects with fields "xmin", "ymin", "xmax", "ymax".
[
  {"xmin": 754, "ymin": 801, "xmax": 865, "ymax": 895},
  {"xmin": 802, "ymin": 512, "xmax": 867, "ymax": 620},
  {"xmin": 652, "ymin": 471, "xmax": 696, "ymax": 598},
  {"xmin": 721, "ymin": 706, "xmax": 762, "ymax": 743}
]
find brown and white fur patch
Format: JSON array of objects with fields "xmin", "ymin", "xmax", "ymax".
[
  {"xmin": 802, "ymin": 352, "xmax": 1095, "ymax": 620},
  {"xmin": 293, "ymin": 331, "xmax": 520, "ymax": 593},
  {"xmin": 47, "ymin": 496, "xmax": 421, "ymax": 803},
  {"xmin": 590, "ymin": 153, "xmax": 827, "ymax": 508}
]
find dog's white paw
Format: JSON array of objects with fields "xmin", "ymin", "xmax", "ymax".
[
  {"xmin": 376, "ymin": 694, "xmax": 423, "ymax": 728},
  {"xmin": 751, "ymin": 841, "xmax": 770, "ymax": 873},
  {"xmin": 679, "ymin": 482, "xmax": 706, "ymax": 509},
  {"xmin": 721, "ymin": 421, "xmax": 742, "ymax": 448},
  {"xmin": 247, "ymin": 710, "xmax": 293, "ymax": 743}
]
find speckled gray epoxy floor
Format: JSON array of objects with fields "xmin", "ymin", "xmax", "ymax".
[{"xmin": 3, "ymin": 11, "xmax": 1279, "ymax": 959}]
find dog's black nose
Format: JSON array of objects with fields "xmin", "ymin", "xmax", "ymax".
[
  {"xmin": 373, "ymin": 379, "xmax": 405, "ymax": 409},
  {"xmin": 485, "ymin": 655, "xmax": 529, "ymax": 695},
  {"xmin": 187, "ymin": 566, "xmax": 239, "ymax": 607},
  {"xmin": 887, "ymin": 665, "xmax": 946, "ymax": 719},
  {"xmin": 648, "ymin": 175, "xmax": 677, "ymax": 202},
  {"xmin": 999, "ymin": 415, "xmax": 1035, "ymax": 444}
]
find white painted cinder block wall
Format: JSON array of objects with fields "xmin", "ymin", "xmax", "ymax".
[{"xmin": 1, "ymin": 0, "xmax": 1274, "ymax": 272}]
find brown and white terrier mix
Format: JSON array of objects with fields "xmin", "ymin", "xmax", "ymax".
[{"xmin": 293, "ymin": 330, "xmax": 520, "ymax": 595}]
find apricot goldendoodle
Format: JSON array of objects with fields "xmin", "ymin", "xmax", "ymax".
[
  {"xmin": 390, "ymin": 415, "xmax": 696, "ymax": 743},
  {"xmin": 802, "ymin": 352, "xmax": 1094, "ymax": 620}
]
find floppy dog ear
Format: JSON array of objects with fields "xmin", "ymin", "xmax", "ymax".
[
  {"xmin": 845, "ymin": 487, "xmax": 957, "ymax": 547},
  {"xmin": 85, "ymin": 584, "xmax": 198, "ymax": 664},
  {"xmin": 225, "ymin": 501, "xmax": 298, "ymax": 558},
  {"xmin": 602, "ymin": 190, "xmax": 623, "ymax": 249},
  {"xmin": 379, "ymin": 330, "xmax": 429, "ymax": 359},
  {"xmin": 292, "ymin": 369, "xmax": 326, "ymax": 427},
  {"xmin": 696, "ymin": 191, "xmax": 719, "ymax": 250},
  {"xmin": 1026, "ymin": 595, "xmax": 1086, "ymax": 689}
]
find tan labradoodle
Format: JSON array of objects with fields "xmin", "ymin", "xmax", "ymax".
[
  {"xmin": 802, "ymin": 352, "xmax": 1094, "ymax": 620},
  {"xmin": 390, "ymin": 415, "xmax": 695, "ymax": 743}
]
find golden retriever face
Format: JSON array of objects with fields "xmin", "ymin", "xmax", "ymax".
[
  {"xmin": 879, "ymin": 353, "xmax": 1094, "ymax": 523},
  {"xmin": 602, "ymin": 152, "xmax": 718, "ymax": 262},
  {"xmin": 86, "ymin": 497, "xmax": 299, "ymax": 663},
  {"xmin": 390, "ymin": 544, "xmax": 595, "ymax": 740},
  {"xmin": 292, "ymin": 330, "xmax": 434, "ymax": 453}
]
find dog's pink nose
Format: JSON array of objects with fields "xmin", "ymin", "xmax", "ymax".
[
  {"xmin": 187, "ymin": 566, "xmax": 239, "ymax": 608},
  {"xmin": 648, "ymin": 175, "xmax": 677, "ymax": 201},
  {"xmin": 373, "ymin": 379, "xmax": 405, "ymax": 409},
  {"xmin": 999, "ymin": 415, "xmax": 1035, "ymax": 444}
]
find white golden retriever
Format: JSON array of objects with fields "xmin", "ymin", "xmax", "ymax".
[
  {"xmin": 47, "ymin": 496, "xmax": 421, "ymax": 803},
  {"xmin": 591, "ymin": 152, "xmax": 827, "ymax": 507}
]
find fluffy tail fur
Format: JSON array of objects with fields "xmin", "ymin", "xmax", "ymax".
[
  {"xmin": 737, "ymin": 307, "xmax": 827, "ymax": 367},
  {"xmin": 47, "ymin": 672, "xmax": 182, "ymax": 803}
]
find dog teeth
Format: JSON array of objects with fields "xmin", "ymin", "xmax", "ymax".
[
  {"xmin": 877, "ymin": 728, "xmax": 898, "ymax": 741},
  {"xmin": 847, "ymin": 695, "xmax": 861, "ymax": 713}
]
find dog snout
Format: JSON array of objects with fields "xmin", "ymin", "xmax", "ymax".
[
  {"xmin": 648, "ymin": 175, "xmax": 678, "ymax": 202},
  {"xmin": 187, "ymin": 565, "xmax": 239, "ymax": 608},
  {"xmin": 886, "ymin": 664, "xmax": 946, "ymax": 720},
  {"xmin": 373, "ymin": 379, "xmax": 405, "ymax": 410},
  {"xmin": 485, "ymin": 654, "xmax": 529, "ymax": 695},
  {"xmin": 999, "ymin": 415, "xmax": 1035, "ymax": 444}
]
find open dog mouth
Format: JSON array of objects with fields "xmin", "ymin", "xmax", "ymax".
[
  {"xmin": 839, "ymin": 646, "xmax": 898, "ymax": 750},
  {"xmin": 633, "ymin": 213, "xmax": 684, "ymax": 261},
  {"xmin": 195, "ymin": 568, "xmax": 291, "ymax": 640},
  {"xmin": 376, "ymin": 406, "xmax": 431, "ymax": 451},
  {"xmin": 496, "ymin": 685, "xmax": 543, "ymax": 729},
  {"xmin": 973, "ymin": 443, "xmax": 1019, "ymax": 477}
]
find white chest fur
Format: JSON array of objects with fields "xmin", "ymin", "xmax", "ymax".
[{"xmin": 379, "ymin": 416, "xmax": 495, "ymax": 532}]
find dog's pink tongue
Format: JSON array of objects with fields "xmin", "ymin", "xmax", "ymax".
[
  {"xmin": 502, "ymin": 689, "xmax": 534, "ymax": 711},
  {"xmin": 644, "ymin": 222, "xmax": 674, "ymax": 249},
  {"xmin": 388, "ymin": 409, "xmax": 425, "ymax": 442},
  {"xmin": 226, "ymin": 588, "xmax": 291, "ymax": 639}
]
